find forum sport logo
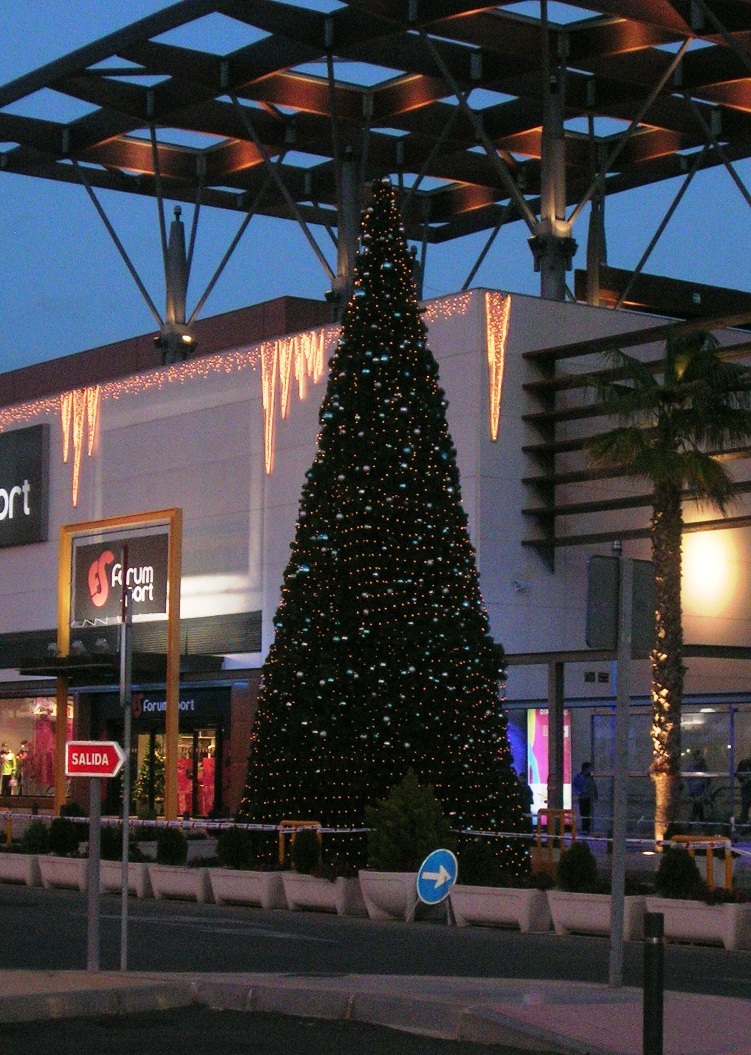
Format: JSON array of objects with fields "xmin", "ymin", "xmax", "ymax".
[
  {"xmin": 87, "ymin": 550, "xmax": 115, "ymax": 608},
  {"xmin": 85, "ymin": 549, "xmax": 157, "ymax": 607}
]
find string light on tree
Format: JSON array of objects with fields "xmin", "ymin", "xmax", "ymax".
[{"xmin": 237, "ymin": 178, "xmax": 529, "ymax": 876}]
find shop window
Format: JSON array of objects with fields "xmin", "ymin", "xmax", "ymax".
[{"xmin": 0, "ymin": 697, "xmax": 72, "ymax": 798}]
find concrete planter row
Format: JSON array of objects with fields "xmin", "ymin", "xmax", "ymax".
[
  {"xmin": 2, "ymin": 852, "xmax": 750, "ymax": 948},
  {"xmin": 0, "ymin": 852, "xmax": 365, "ymax": 916},
  {"xmin": 356, "ymin": 872, "xmax": 751, "ymax": 950}
]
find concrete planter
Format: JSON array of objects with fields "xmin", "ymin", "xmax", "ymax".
[
  {"xmin": 99, "ymin": 860, "xmax": 153, "ymax": 899},
  {"xmin": 358, "ymin": 870, "xmax": 418, "ymax": 921},
  {"xmin": 282, "ymin": 872, "xmax": 367, "ymax": 917},
  {"xmin": 148, "ymin": 864, "xmax": 212, "ymax": 903},
  {"xmin": 548, "ymin": 890, "xmax": 646, "ymax": 941},
  {"xmin": 451, "ymin": 884, "xmax": 552, "ymax": 932},
  {"xmin": 209, "ymin": 869, "xmax": 287, "ymax": 910},
  {"xmin": 0, "ymin": 851, "xmax": 42, "ymax": 887},
  {"xmin": 645, "ymin": 896, "xmax": 751, "ymax": 950},
  {"xmin": 38, "ymin": 855, "xmax": 89, "ymax": 892}
]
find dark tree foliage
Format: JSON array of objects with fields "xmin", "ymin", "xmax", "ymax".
[{"xmin": 238, "ymin": 179, "xmax": 528, "ymax": 875}]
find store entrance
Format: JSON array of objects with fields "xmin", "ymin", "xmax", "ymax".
[{"xmin": 134, "ymin": 726, "xmax": 220, "ymax": 818}]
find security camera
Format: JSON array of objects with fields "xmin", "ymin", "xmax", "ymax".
[{"xmin": 512, "ymin": 579, "xmax": 532, "ymax": 592}]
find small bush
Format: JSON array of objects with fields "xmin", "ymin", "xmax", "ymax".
[
  {"xmin": 365, "ymin": 769, "xmax": 454, "ymax": 872},
  {"xmin": 21, "ymin": 820, "xmax": 49, "ymax": 855},
  {"xmin": 60, "ymin": 801, "xmax": 85, "ymax": 818},
  {"xmin": 530, "ymin": 870, "xmax": 555, "ymax": 890},
  {"xmin": 216, "ymin": 826, "xmax": 257, "ymax": 870},
  {"xmin": 290, "ymin": 828, "xmax": 322, "ymax": 875},
  {"xmin": 48, "ymin": 816, "xmax": 81, "ymax": 857},
  {"xmin": 556, "ymin": 841, "xmax": 598, "ymax": 892},
  {"xmin": 156, "ymin": 826, "xmax": 188, "ymax": 865},
  {"xmin": 655, "ymin": 846, "xmax": 703, "ymax": 900},
  {"xmin": 100, "ymin": 825, "xmax": 124, "ymax": 861},
  {"xmin": 456, "ymin": 839, "xmax": 504, "ymax": 887}
]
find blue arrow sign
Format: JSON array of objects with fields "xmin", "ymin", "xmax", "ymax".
[{"xmin": 416, "ymin": 848, "xmax": 458, "ymax": 905}]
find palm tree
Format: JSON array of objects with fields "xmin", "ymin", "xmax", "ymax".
[{"xmin": 589, "ymin": 330, "xmax": 751, "ymax": 841}]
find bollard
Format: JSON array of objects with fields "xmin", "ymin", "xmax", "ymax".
[{"xmin": 643, "ymin": 911, "xmax": 664, "ymax": 1055}]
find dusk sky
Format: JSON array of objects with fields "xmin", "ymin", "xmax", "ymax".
[{"xmin": 1, "ymin": 0, "xmax": 750, "ymax": 375}]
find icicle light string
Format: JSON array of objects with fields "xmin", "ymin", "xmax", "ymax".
[{"xmin": 0, "ymin": 291, "xmax": 510, "ymax": 504}]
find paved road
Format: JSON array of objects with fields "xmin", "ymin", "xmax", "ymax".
[
  {"xmin": 0, "ymin": 885, "xmax": 748, "ymax": 999},
  {"xmin": 1, "ymin": 1007, "xmax": 558, "ymax": 1055}
]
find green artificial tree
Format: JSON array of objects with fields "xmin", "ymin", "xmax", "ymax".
[{"xmin": 238, "ymin": 178, "xmax": 529, "ymax": 876}]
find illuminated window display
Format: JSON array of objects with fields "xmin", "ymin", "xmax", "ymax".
[{"xmin": 0, "ymin": 698, "xmax": 72, "ymax": 798}]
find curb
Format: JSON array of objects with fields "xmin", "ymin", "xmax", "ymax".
[{"xmin": 0, "ymin": 981, "xmax": 196, "ymax": 1023}]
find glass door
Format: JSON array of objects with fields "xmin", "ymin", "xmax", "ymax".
[
  {"xmin": 178, "ymin": 728, "xmax": 217, "ymax": 817},
  {"xmin": 134, "ymin": 731, "xmax": 165, "ymax": 816}
]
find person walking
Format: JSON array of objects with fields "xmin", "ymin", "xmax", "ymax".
[
  {"xmin": 736, "ymin": 749, "xmax": 751, "ymax": 826},
  {"xmin": 517, "ymin": 771, "xmax": 534, "ymax": 817},
  {"xmin": 0, "ymin": 744, "xmax": 14, "ymax": 797},
  {"xmin": 572, "ymin": 762, "xmax": 598, "ymax": 834},
  {"xmin": 687, "ymin": 749, "xmax": 711, "ymax": 824}
]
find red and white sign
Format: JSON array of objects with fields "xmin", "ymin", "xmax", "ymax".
[{"xmin": 65, "ymin": 740, "xmax": 126, "ymax": 779}]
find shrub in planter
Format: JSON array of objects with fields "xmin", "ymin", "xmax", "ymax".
[
  {"xmin": 100, "ymin": 825, "xmax": 123, "ymax": 861},
  {"xmin": 48, "ymin": 817, "xmax": 80, "ymax": 857},
  {"xmin": 21, "ymin": 820, "xmax": 49, "ymax": 855},
  {"xmin": 155, "ymin": 826, "xmax": 188, "ymax": 865},
  {"xmin": 364, "ymin": 769, "xmax": 454, "ymax": 871},
  {"xmin": 655, "ymin": 846, "xmax": 704, "ymax": 900},
  {"xmin": 456, "ymin": 838, "xmax": 504, "ymax": 886},
  {"xmin": 290, "ymin": 828, "xmax": 322, "ymax": 876},
  {"xmin": 216, "ymin": 826, "xmax": 257, "ymax": 870},
  {"xmin": 99, "ymin": 825, "xmax": 146, "ymax": 863},
  {"xmin": 556, "ymin": 841, "xmax": 598, "ymax": 893}
]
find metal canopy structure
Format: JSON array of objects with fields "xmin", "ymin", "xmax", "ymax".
[{"xmin": 4, "ymin": 0, "xmax": 751, "ymax": 327}]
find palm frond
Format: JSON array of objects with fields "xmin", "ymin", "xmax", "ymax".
[{"xmin": 679, "ymin": 450, "xmax": 736, "ymax": 513}]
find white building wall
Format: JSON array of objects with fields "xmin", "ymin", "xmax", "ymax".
[{"xmin": 2, "ymin": 289, "xmax": 751, "ymax": 707}]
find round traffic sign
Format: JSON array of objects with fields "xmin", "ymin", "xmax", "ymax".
[{"xmin": 416, "ymin": 848, "xmax": 458, "ymax": 905}]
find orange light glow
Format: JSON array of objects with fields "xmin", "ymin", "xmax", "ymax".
[
  {"xmin": 60, "ymin": 385, "xmax": 100, "ymax": 506},
  {"xmin": 682, "ymin": 530, "xmax": 738, "ymax": 617},
  {"xmin": 484, "ymin": 291, "xmax": 511, "ymax": 441}
]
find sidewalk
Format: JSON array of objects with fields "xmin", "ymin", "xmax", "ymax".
[{"xmin": 0, "ymin": 971, "xmax": 748, "ymax": 1055}]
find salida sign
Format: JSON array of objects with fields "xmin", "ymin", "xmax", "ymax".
[
  {"xmin": 71, "ymin": 529, "xmax": 170, "ymax": 624},
  {"xmin": 65, "ymin": 740, "xmax": 125, "ymax": 778}
]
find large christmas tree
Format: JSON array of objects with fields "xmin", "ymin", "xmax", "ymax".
[{"xmin": 238, "ymin": 179, "xmax": 528, "ymax": 874}]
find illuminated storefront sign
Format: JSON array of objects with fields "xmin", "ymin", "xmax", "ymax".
[
  {"xmin": 527, "ymin": 707, "xmax": 572, "ymax": 814},
  {"xmin": 0, "ymin": 424, "xmax": 49, "ymax": 548},
  {"xmin": 71, "ymin": 528, "xmax": 170, "ymax": 625}
]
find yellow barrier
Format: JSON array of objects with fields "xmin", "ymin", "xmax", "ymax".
[
  {"xmin": 278, "ymin": 819, "xmax": 322, "ymax": 866},
  {"xmin": 670, "ymin": 835, "xmax": 733, "ymax": 890},
  {"xmin": 532, "ymin": 808, "xmax": 576, "ymax": 876}
]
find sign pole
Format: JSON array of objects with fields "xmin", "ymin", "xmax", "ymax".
[
  {"xmin": 608, "ymin": 543, "xmax": 632, "ymax": 988},
  {"xmin": 86, "ymin": 775, "xmax": 101, "ymax": 972},
  {"xmin": 119, "ymin": 548, "xmax": 132, "ymax": 973}
]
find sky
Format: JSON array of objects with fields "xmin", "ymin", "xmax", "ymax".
[{"xmin": 1, "ymin": 0, "xmax": 751, "ymax": 375}]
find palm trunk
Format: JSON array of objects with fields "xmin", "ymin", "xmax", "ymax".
[{"xmin": 650, "ymin": 479, "xmax": 683, "ymax": 843}]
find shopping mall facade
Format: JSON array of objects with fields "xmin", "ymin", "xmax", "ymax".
[{"xmin": 1, "ymin": 288, "xmax": 750, "ymax": 832}]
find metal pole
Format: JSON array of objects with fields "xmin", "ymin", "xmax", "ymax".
[
  {"xmin": 609, "ymin": 544, "xmax": 632, "ymax": 987},
  {"xmin": 86, "ymin": 776, "xmax": 101, "ymax": 972},
  {"xmin": 119, "ymin": 548, "xmax": 132, "ymax": 972},
  {"xmin": 643, "ymin": 911, "xmax": 664, "ymax": 1055},
  {"xmin": 547, "ymin": 661, "xmax": 565, "ymax": 812}
]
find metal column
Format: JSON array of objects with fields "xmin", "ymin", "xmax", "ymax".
[
  {"xmin": 329, "ymin": 145, "xmax": 362, "ymax": 316},
  {"xmin": 547, "ymin": 661, "xmax": 565, "ymax": 811},
  {"xmin": 529, "ymin": 22, "xmax": 576, "ymax": 301}
]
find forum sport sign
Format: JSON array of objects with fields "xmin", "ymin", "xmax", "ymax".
[
  {"xmin": 71, "ymin": 528, "xmax": 170, "ymax": 625},
  {"xmin": 0, "ymin": 424, "xmax": 49, "ymax": 549}
]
